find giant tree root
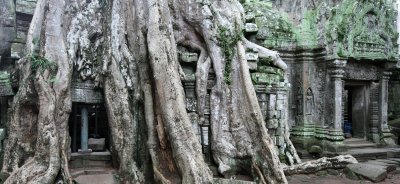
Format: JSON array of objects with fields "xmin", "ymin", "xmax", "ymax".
[{"xmin": 283, "ymin": 155, "xmax": 358, "ymax": 175}]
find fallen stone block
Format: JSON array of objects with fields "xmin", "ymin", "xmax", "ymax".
[
  {"xmin": 345, "ymin": 163, "xmax": 387, "ymax": 182},
  {"xmin": 364, "ymin": 160, "xmax": 397, "ymax": 172}
]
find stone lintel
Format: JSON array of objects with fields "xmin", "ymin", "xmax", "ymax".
[{"xmin": 71, "ymin": 82, "xmax": 103, "ymax": 104}]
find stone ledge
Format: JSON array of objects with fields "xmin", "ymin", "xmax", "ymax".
[{"xmin": 213, "ymin": 178, "xmax": 255, "ymax": 184}]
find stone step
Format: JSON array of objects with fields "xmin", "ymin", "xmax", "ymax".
[
  {"xmin": 374, "ymin": 159, "xmax": 400, "ymax": 165},
  {"xmin": 338, "ymin": 147, "xmax": 400, "ymax": 162},
  {"xmin": 71, "ymin": 167, "xmax": 117, "ymax": 184},
  {"xmin": 213, "ymin": 178, "xmax": 255, "ymax": 184},
  {"xmin": 74, "ymin": 174, "xmax": 117, "ymax": 184},
  {"xmin": 70, "ymin": 167, "xmax": 114, "ymax": 178},
  {"xmin": 389, "ymin": 158, "xmax": 400, "ymax": 163},
  {"xmin": 346, "ymin": 143, "xmax": 376, "ymax": 149},
  {"xmin": 344, "ymin": 138, "xmax": 370, "ymax": 143},
  {"xmin": 70, "ymin": 151, "xmax": 112, "ymax": 169}
]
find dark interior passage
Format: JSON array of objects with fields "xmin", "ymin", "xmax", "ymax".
[
  {"xmin": 69, "ymin": 103, "xmax": 109, "ymax": 153},
  {"xmin": 344, "ymin": 84, "xmax": 367, "ymax": 138}
]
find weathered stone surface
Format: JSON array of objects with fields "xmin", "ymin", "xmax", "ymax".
[
  {"xmin": 179, "ymin": 52, "xmax": 198, "ymax": 63},
  {"xmin": 245, "ymin": 52, "xmax": 258, "ymax": 61},
  {"xmin": 364, "ymin": 160, "xmax": 397, "ymax": 172},
  {"xmin": 247, "ymin": 61, "xmax": 257, "ymax": 71},
  {"xmin": 308, "ymin": 145, "xmax": 322, "ymax": 155},
  {"xmin": 244, "ymin": 23, "xmax": 258, "ymax": 33},
  {"xmin": 345, "ymin": 163, "xmax": 387, "ymax": 182},
  {"xmin": 267, "ymin": 119, "xmax": 278, "ymax": 129},
  {"xmin": 88, "ymin": 138, "xmax": 106, "ymax": 151},
  {"xmin": 71, "ymin": 82, "xmax": 103, "ymax": 103},
  {"xmin": 327, "ymin": 169, "xmax": 340, "ymax": 176},
  {"xmin": 10, "ymin": 42, "xmax": 25, "ymax": 59},
  {"xmin": 316, "ymin": 170, "xmax": 327, "ymax": 176},
  {"xmin": 213, "ymin": 178, "xmax": 255, "ymax": 184},
  {"xmin": 16, "ymin": 0, "xmax": 37, "ymax": 15},
  {"xmin": 0, "ymin": 72, "xmax": 14, "ymax": 96},
  {"xmin": 70, "ymin": 152, "xmax": 112, "ymax": 169}
]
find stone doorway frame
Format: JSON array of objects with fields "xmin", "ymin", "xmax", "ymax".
[{"xmin": 343, "ymin": 81, "xmax": 370, "ymax": 139}]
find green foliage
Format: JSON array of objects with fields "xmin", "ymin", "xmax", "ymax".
[
  {"xmin": 324, "ymin": 0, "xmax": 398, "ymax": 60},
  {"xmin": 294, "ymin": 9, "xmax": 318, "ymax": 48},
  {"xmin": 242, "ymin": 0, "xmax": 295, "ymax": 48},
  {"xmin": 29, "ymin": 54, "xmax": 57, "ymax": 74},
  {"xmin": 29, "ymin": 55, "xmax": 58, "ymax": 83},
  {"xmin": 217, "ymin": 26, "xmax": 242, "ymax": 85}
]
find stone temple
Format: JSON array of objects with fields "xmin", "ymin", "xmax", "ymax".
[
  {"xmin": 240, "ymin": 0, "xmax": 400, "ymax": 156},
  {"xmin": 1, "ymin": 0, "xmax": 400, "ymax": 182}
]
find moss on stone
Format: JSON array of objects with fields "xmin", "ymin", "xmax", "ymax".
[{"xmin": 324, "ymin": 0, "xmax": 398, "ymax": 60}]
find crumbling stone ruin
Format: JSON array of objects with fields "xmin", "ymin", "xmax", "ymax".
[{"xmin": 0, "ymin": 0, "xmax": 399, "ymax": 183}]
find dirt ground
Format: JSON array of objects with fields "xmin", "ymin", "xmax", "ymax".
[{"xmin": 287, "ymin": 171, "xmax": 400, "ymax": 184}]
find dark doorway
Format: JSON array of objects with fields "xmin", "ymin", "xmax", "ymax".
[
  {"xmin": 69, "ymin": 103, "xmax": 109, "ymax": 153},
  {"xmin": 344, "ymin": 83, "xmax": 368, "ymax": 138}
]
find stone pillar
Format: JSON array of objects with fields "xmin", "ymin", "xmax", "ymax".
[
  {"xmin": 290, "ymin": 60, "xmax": 316, "ymax": 151},
  {"xmin": 326, "ymin": 59, "xmax": 346, "ymax": 152},
  {"xmin": 80, "ymin": 106, "xmax": 89, "ymax": 151},
  {"xmin": 379, "ymin": 71, "xmax": 395, "ymax": 145}
]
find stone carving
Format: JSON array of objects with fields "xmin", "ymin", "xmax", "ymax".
[
  {"xmin": 326, "ymin": 0, "xmax": 398, "ymax": 60},
  {"xmin": 296, "ymin": 86, "xmax": 303, "ymax": 116},
  {"xmin": 343, "ymin": 61, "xmax": 380, "ymax": 80},
  {"xmin": 71, "ymin": 81, "xmax": 103, "ymax": 104},
  {"xmin": 305, "ymin": 88, "xmax": 314, "ymax": 115}
]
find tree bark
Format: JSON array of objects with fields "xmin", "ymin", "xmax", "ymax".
[{"xmin": 1, "ymin": 0, "xmax": 340, "ymax": 183}]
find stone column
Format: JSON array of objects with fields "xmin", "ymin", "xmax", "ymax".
[
  {"xmin": 290, "ymin": 60, "xmax": 316, "ymax": 151},
  {"xmin": 379, "ymin": 71, "xmax": 395, "ymax": 145},
  {"xmin": 80, "ymin": 106, "xmax": 89, "ymax": 152},
  {"xmin": 326, "ymin": 59, "xmax": 346, "ymax": 152}
]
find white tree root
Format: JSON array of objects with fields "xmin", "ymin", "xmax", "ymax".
[
  {"xmin": 283, "ymin": 155, "xmax": 358, "ymax": 175},
  {"xmin": 244, "ymin": 39, "xmax": 287, "ymax": 70}
]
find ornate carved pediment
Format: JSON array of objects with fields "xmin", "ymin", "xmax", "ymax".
[
  {"xmin": 326, "ymin": 0, "xmax": 398, "ymax": 61},
  {"xmin": 352, "ymin": 11, "xmax": 385, "ymax": 58}
]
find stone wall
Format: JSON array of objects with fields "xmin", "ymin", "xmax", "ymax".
[
  {"xmin": 0, "ymin": 0, "xmax": 15, "ymax": 58},
  {"xmin": 11, "ymin": 0, "xmax": 37, "ymax": 59},
  {"xmin": 389, "ymin": 71, "xmax": 400, "ymax": 120}
]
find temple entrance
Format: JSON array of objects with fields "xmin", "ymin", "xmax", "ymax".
[
  {"xmin": 344, "ymin": 82, "xmax": 368, "ymax": 139},
  {"xmin": 69, "ymin": 103, "xmax": 109, "ymax": 153}
]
